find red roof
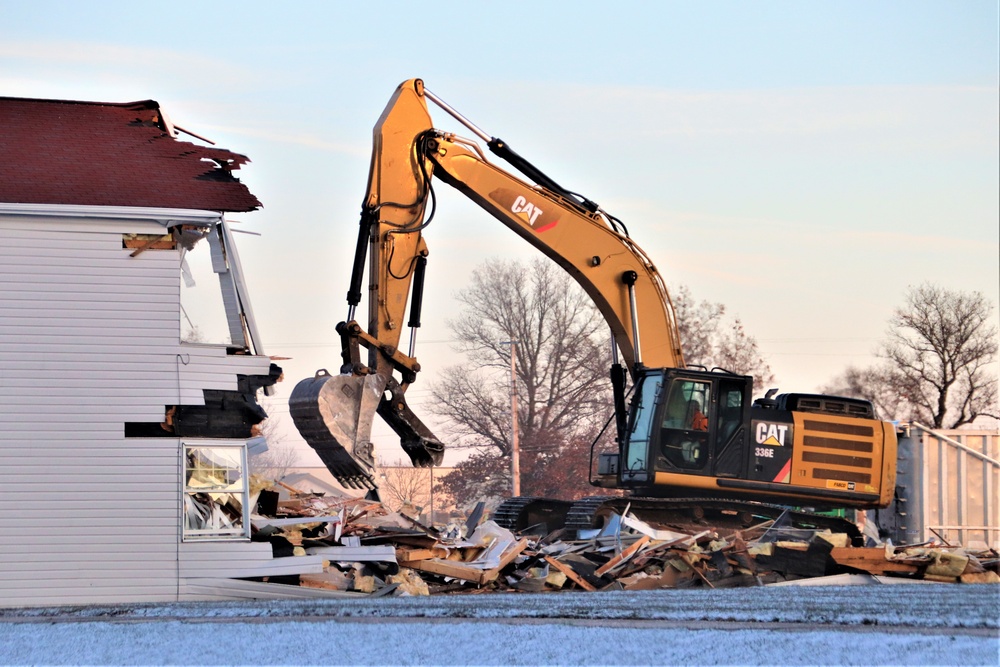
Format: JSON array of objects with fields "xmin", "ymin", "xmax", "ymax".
[{"xmin": 0, "ymin": 97, "xmax": 262, "ymax": 212}]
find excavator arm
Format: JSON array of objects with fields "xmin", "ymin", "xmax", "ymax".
[
  {"xmin": 290, "ymin": 78, "xmax": 683, "ymax": 490},
  {"xmin": 426, "ymin": 132, "xmax": 684, "ymax": 371}
]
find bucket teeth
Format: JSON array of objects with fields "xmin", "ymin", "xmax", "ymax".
[{"xmin": 288, "ymin": 370, "xmax": 387, "ymax": 490}]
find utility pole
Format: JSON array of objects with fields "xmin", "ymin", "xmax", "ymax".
[
  {"xmin": 429, "ymin": 465, "xmax": 434, "ymax": 525},
  {"xmin": 502, "ymin": 340, "xmax": 520, "ymax": 497}
]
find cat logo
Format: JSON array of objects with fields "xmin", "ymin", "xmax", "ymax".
[
  {"xmin": 755, "ymin": 422, "xmax": 788, "ymax": 447},
  {"xmin": 488, "ymin": 188, "xmax": 559, "ymax": 232},
  {"xmin": 511, "ymin": 195, "xmax": 558, "ymax": 232},
  {"xmin": 510, "ymin": 195, "xmax": 544, "ymax": 225}
]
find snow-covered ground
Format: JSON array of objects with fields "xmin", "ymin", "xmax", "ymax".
[
  {"xmin": 2, "ymin": 584, "xmax": 997, "ymax": 666},
  {"xmin": 2, "ymin": 618, "xmax": 996, "ymax": 666}
]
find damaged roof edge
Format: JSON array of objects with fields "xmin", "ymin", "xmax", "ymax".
[
  {"xmin": 0, "ymin": 202, "xmax": 223, "ymax": 226},
  {"xmin": 1, "ymin": 96, "xmax": 261, "ymax": 212},
  {"xmin": 0, "ymin": 96, "xmax": 159, "ymax": 110}
]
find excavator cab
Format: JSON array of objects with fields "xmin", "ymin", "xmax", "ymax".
[
  {"xmin": 603, "ymin": 366, "xmax": 896, "ymax": 511},
  {"xmin": 615, "ymin": 368, "xmax": 753, "ymax": 490}
]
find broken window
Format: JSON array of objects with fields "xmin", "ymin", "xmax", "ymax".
[
  {"xmin": 174, "ymin": 219, "xmax": 267, "ymax": 355},
  {"xmin": 126, "ymin": 219, "xmax": 264, "ymax": 353},
  {"xmin": 178, "ymin": 225, "xmax": 238, "ymax": 346},
  {"xmin": 183, "ymin": 443, "xmax": 250, "ymax": 540}
]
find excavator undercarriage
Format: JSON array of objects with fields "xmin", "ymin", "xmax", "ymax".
[{"xmin": 493, "ymin": 495, "xmax": 865, "ymax": 546}]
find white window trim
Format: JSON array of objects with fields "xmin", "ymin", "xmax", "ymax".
[{"xmin": 182, "ymin": 440, "xmax": 251, "ymax": 542}]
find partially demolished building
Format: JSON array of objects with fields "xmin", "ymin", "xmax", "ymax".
[
  {"xmin": 2, "ymin": 97, "xmax": 997, "ymax": 608},
  {"xmin": 0, "ymin": 97, "xmax": 286, "ymax": 606}
]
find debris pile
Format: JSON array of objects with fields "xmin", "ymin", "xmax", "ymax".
[{"xmin": 247, "ymin": 487, "xmax": 1000, "ymax": 596}]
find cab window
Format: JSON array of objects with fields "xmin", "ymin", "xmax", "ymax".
[
  {"xmin": 716, "ymin": 382, "xmax": 744, "ymax": 453},
  {"xmin": 623, "ymin": 374, "xmax": 663, "ymax": 476},
  {"xmin": 660, "ymin": 379, "xmax": 710, "ymax": 469}
]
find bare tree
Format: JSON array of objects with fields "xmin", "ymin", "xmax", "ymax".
[
  {"xmin": 427, "ymin": 258, "xmax": 612, "ymax": 457},
  {"xmin": 428, "ymin": 264, "xmax": 780, "ymax": 501},
  {"xmin": 426, "ymin": 260, "xmax": 786, "ymax": 504},
  {"xmin": 672, "ymin": 285, "xmax": 775, "ymax": 389},
  {"xmin": 376, "ymin": 458, "xmax": 433, "ymax": 514},
  {"xmin": 438, "ymin": 431, "xmax": 621, "ymax": 508},
  {"xmin": 436, "ymin": 450, "xmax": 510, "ymax": 513},
  {"xmin": 879, "ymin": 284, "xmax": 998, "ymax": 428}
]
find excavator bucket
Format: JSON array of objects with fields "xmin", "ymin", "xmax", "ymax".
[{"xmin": 288, "ymin": 369, "xmax": 386, "ymax": 490}]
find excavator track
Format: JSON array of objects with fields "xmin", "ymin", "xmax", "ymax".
[
  {"xmin": 493, "ymin": 496, "xmax": 574, "ymax": 534},
  {"xmin": 564, "ymin": 496, "xmax": 616, "ymax": 531},
  {"xmin": 498, "ymin": 495, "xmax": 864, "ymax": 546},
  {"xmin": 492, "ymin": 497, "xmax": 539, "ymax": 530}
]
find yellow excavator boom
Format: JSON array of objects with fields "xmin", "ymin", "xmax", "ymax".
[{"xmin": 289, "ymin": 78, "xmax": 684, "ymax": 490}]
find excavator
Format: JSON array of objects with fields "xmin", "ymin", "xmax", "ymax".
[{"xmin": 289, "ymin": 79, "xmax": 897, "ymax": 543}]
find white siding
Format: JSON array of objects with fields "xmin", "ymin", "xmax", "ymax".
[
  {"xmin": 179, "ymin": 542, "xmax": 326, "ymax": 578},
  {"xmin": 179, "ymin": 578, "xmax": 360, "ymax": 601},
  {"xmin": 0, "ymin": 211, "xmax": 278, "ymax": 607}
]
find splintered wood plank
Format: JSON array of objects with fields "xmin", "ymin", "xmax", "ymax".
[
  {"xmin": 124, "ymin": 234, "xmax": 175, "ymax": 256},
  {"xmin": 544, "ymin": 557, "xmax": 597, "ymax": 592},
  {"xmin": 461, "ymin": 547, "xmax": 485, "ymax": 563},
  {"xmin": 829, "ymin": 547, "xmax": 920, "ymax": 575},
  {"xmin": 398, "ymin": 558, "xmax": 485, "ymax": 584},
  {"xmin": 395, "ymin": 547, "xmax": 450, "ymax": 562},
  {"xmin": 388, "ymin": 535, "xmax": 440, "ymax": 549},
  {"xmin": 401, "ymin": 538, "xmax": 530, "ymax": 585},
  {"xmin": 595, "ymin": 535, "xmax": 650, "ymax": 576}
]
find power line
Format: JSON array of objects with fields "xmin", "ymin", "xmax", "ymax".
[
  {"xmin": 269, "ymin": 339, "xmax": 458, "ymax": 348},
  {"xmin": 766, "ymin": 352, "xmax": 875, "ymax": 357},
  {"xmin": 758, "ymin": 337, "xmax": 877, "ymax": 343}
]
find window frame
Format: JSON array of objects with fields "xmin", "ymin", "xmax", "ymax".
[{"xmin": 181, "ymin": 441, "xmax": 251, "ymax": 542}]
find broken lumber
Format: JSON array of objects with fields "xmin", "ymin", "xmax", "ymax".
[
  {"xmin": 394, "ymin": 546, "xmax": 451, "ymax": 561},
  {"xmin": 397, "ymin": 557, "xmax": 486, "ymax": 584},
  {"xmin": 489, "ymin": 538, "xmax": 529, "ymax": 577},
  {"xmin": 543, "ymin": 556, "xmax": 597, "ymax": 592},
  {"xmin": 400, "ymin": 538, "xmax": 529, "ymax": 585},
  {"xmin": 595, "ymin": 535, "xmax": 651, "ymax": 576},
  {"xmin": 829, "ymin": 547, "xmax": 920, "ymax": 576}
]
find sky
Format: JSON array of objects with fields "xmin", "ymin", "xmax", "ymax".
[{"xmin": 2, "ymin": 1, "xmax": 998, "ymax": 466}]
